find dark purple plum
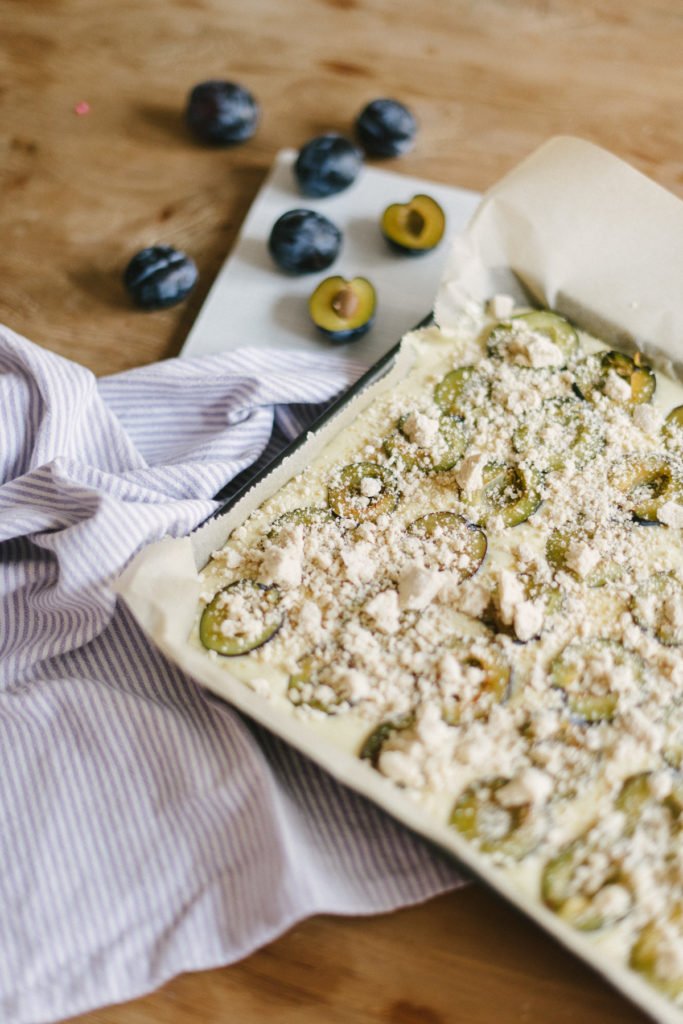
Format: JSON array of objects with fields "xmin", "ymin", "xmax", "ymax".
[
  {"xmin": 355, "ymin": 99, "xmax": 417, "ymax": 158},
  {"xmin": 294, "ymin": 133, "xmax": 363, "ymax": 198},
  {"xmin": 268, "ymin": 209, "xmax": 342, "ymax": 274},
  {"xmin": 123, "ymin": 246, "xmax": 198, "ymax": 310},
  {"xmin": 186, "ymin": 80, "xmax": 259, "ymax": 145}
]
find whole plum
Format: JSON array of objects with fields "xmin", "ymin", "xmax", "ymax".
[
  {"xmin": 123, "ymin": 246, "xmax": 198, "ymax": 309},
  {"xmin": 294, "ymin": 134, "xmax": 363, "ymax": 197},
  {"xmin": 355, "ymin": 99, "xmax": 417, "ymax": 157},
  {"xmin": 186, "ymin": 80, "xmax": 259, "ymax": 145},
  {"xmin": 268, "ymin": 210, "xmax": 342, "ymax": 274}
]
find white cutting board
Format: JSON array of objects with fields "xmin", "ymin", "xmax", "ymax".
[{"xmin": 182, "ymin": 149, "xmax": 481, "ymax": 365}]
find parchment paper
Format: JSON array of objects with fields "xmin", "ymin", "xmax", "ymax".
[
  {"xmin": 435, "ymin": 135, "xmax": 683, "ymax": 379},
  {"xmin": 117, "ymin": 136, "xmax": 683, "ymax": 1024}
]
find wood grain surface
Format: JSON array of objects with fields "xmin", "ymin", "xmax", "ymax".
[{"xmin": 2, "ymin": 0, "xmax": 681, "ymax": 1021}]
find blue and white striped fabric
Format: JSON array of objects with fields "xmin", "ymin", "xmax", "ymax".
[{"xmin": 0, "ymin": 324, "xmax": 461, "ymax": 1024}]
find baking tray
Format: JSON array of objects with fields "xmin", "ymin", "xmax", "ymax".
[
  {"xmin": 117, "ymin": 316, "xmax": 681, "ymax": 1024},
  {"xmin": 118, "ymin": 137, "xmax": 683, "ymax": 1024}
]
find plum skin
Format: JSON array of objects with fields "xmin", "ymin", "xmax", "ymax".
[
  {"xmin": 268, "ymin": 210, "xmax": 342, "ymax": 274},
  {"xmin": 355, "ymin": 99, "xmax": 417, "ymax": 157},
  {"xmin": 123, "ymin": 246, "xmax": 198, "ymax": 310},
  {"xmin": 317, "ymin": 319, "xmax": 374, "ymax": 343},
  {"xmin": 186, "ymin": 80, "xmax": 259, "ymax": 145},
  {"xmin": 294, "ymin": 134, "xmax": 363, "ymax": 197}
]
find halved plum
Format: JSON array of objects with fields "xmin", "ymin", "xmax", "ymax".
[
  {"xmin": 441, "ymin": 643, "xmax": 511, "ymax": 724},
  {"xmin": 381, "ymin": 194, "xmax": 445, "ymax": 255},
  {"xmin": 382, "ymin": 413, "xmax": 467, "ymax": 473},
  {"xmin": 407, "ymin": 512, "xmax": 487, "ymax": 579},
  {"xmin": 550, "ymin": 638, "xmax": 642, "ymax": 722},
  {"xmin": 433, "ymin": 366, "xmax": 488, "ymax": 418},
  {"xmin": 488, "ymin": 311, "xmax": 579, "ymax": 367},
  {"xmin": 575, "ymin": 350, "xmax": 656, "ymax": 405},
  {"xmin": 545, "ymin": 528, "xmax": 623, "ymax": 588},
  {"xmin": 268, "ymin": 506, "xmax": 334, "ymax": 538},
  {"xmin": 450, "ymin": 776, "xmax": 543, "ymax": 859},
  {"xmin": 287, "ymin": 656, "xmax": 344, "ymax": 714},
  {"xmin": 513, "ymin": 397, "xmax": 603, "ymax": 472},
  {"xmin": 632, "ymin": 572, "xmax": 683, "ymax": 645},
  {"xmin": 485, "ymin": 573, "xmax": 562, "ymax": 639},
  {"xmin": 359, "ymin": 713, "xmax": 415, "ymax": 767},
  {"xmin": 542, "ymin": 838, "xmax": 632, "ymax": 931},
  {"xmin": 199, "ymin": 579, "xmax": 283, "ymax": 656},
  {"xmin": 630, "ymin": 908, "xmax": 683, "ymax": 999},
  {"xmin": 616, "ymin": 771, "xmax": 683, "ymax": 833},
  {"xmin": 609, "ymin": 454, "xmax": 683, "ymax": 523},
  {"xmin": 603, "ymin": 350, "xmax": 656, "ymax": 403},
  {"xmin": 327, "ymin": 462, "xmax": 398, "ymax": 522},
  {"xmin": 309, "ymin": 275, "xmax": 376, "ymax": 342},
  {"xmin": 665, "ymin": 404, "xmax": 683, "ymax": 446},
  {"xmin": 467, "ymin": 462, "xmax": 542, "ymax": 528}
]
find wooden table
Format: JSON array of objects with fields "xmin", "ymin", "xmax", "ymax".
[{"xmin": 3, "ymin": 1, "xmax": 679, "ymax": 1020}]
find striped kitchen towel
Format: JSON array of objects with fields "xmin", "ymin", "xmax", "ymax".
[{"xmin": 0, "ymin": 324, "xmax": 461, "ymax": 1024}]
